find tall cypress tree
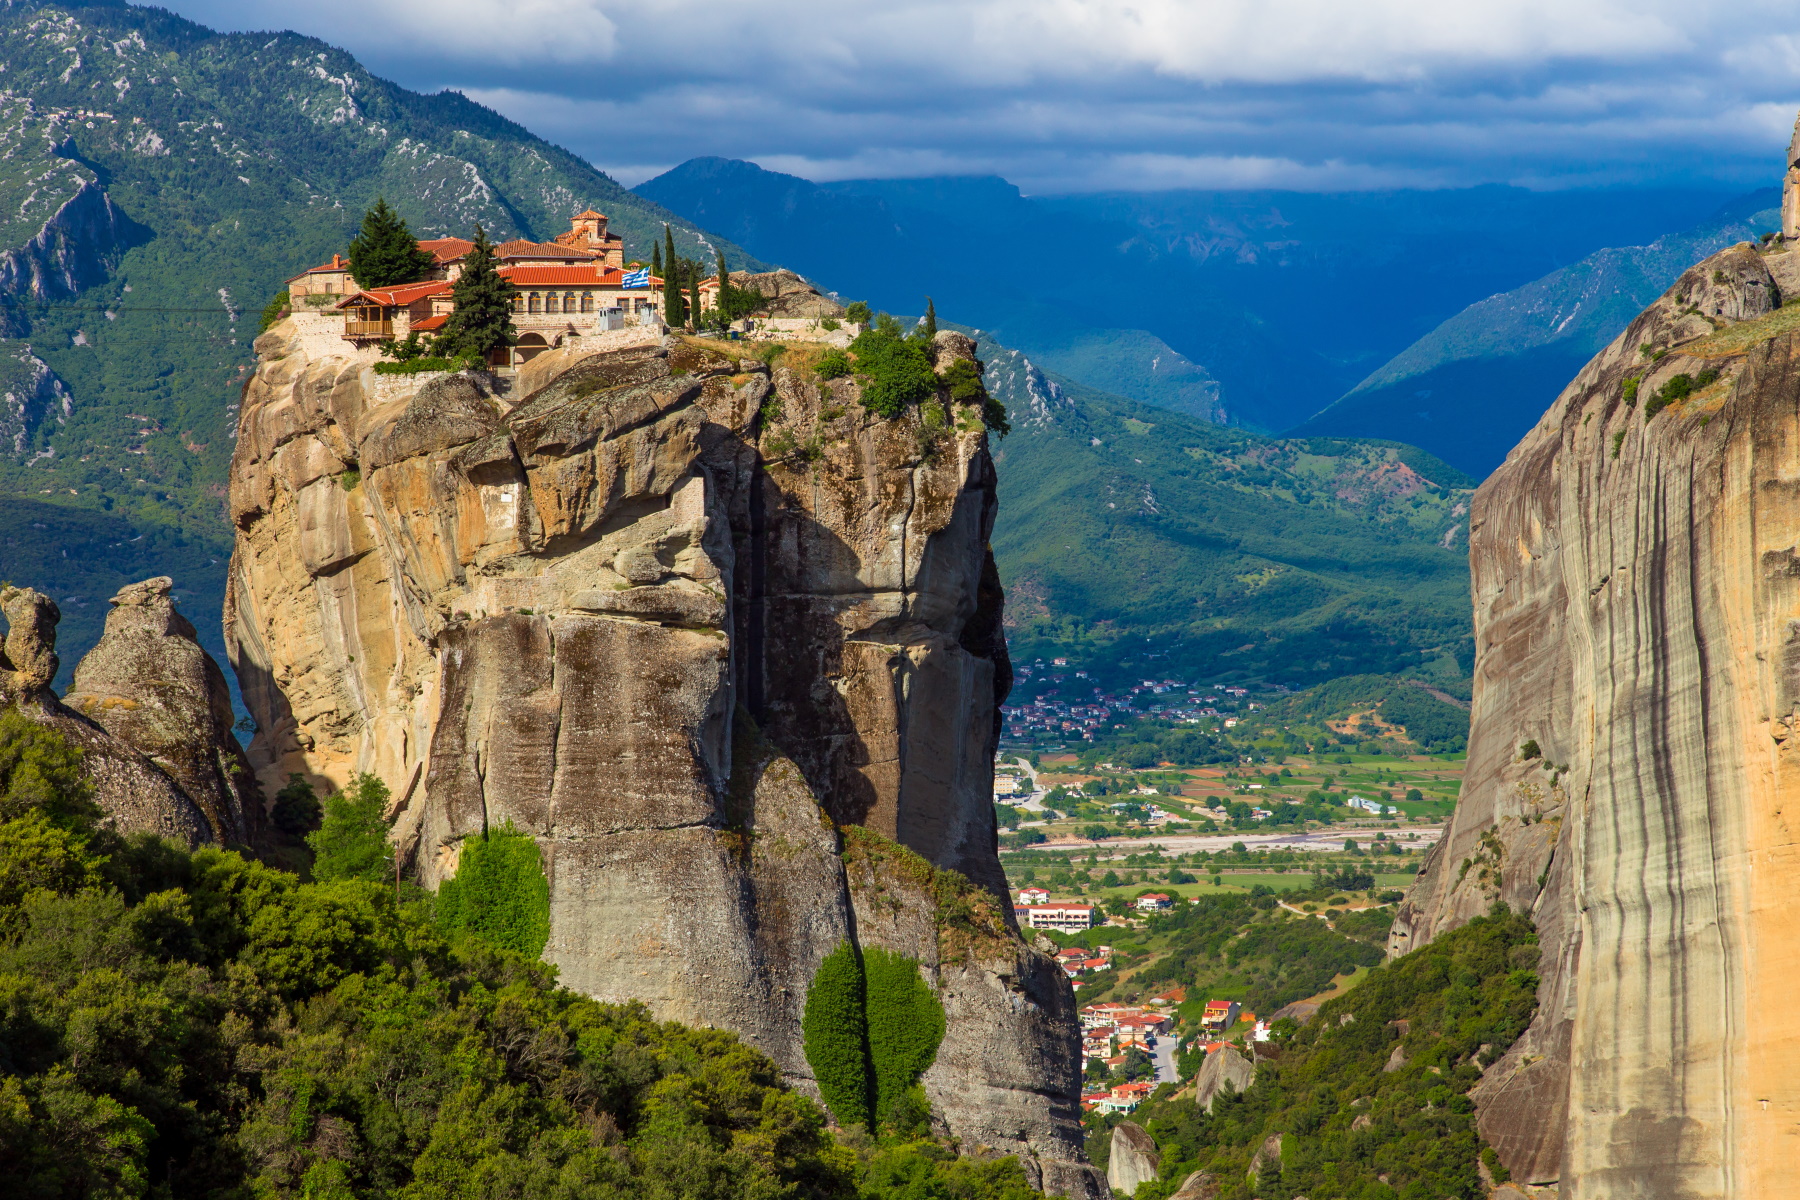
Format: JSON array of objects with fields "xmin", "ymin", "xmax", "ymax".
[
  {"xmin": 923, "ymin": 297, "xmax": 938, "ymax": 339},
  {"xmin": 661, "ymin": 226, "xmax": 685, "ymax": 327},
  {"xmin": 651, "ymin": 239, "xmax": 663, "ymax": 277},
  {"xmin": 689, "ymin": 266, "xmax": 702, "ymax": 330},
  {"xmin": 436, "ymin": 224, "xmax": 516, "ymax": 363},
  {"xmin": 346, "ymin": 198, "xmax": 434, "ymax": 289},
  {"xmin": 715, "ymin": 248, "xmax": 732, "ymax": 322}
]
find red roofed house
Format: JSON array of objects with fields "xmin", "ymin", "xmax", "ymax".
[
  {"xmin": 555, "ymin": 209, "xmax": 626, "ymax": 268},
  {"xmin": 1018, "ymin": 887, "xmax": 1051, "ymax": 905},
  {"xmin": 1199, "ymin": 1000, "xmax": 1242, "ymax": 1032},
  {"xmin": 335, "ymin": 280, "xmax": 455, "ymax": 346},
  {"xmin": 287, "ymin": 253, "xmax": 355, "ymax": 301},
  {"xmin": 1135, "ymin": 893, "xmax": 1173, "ymax": 912}
]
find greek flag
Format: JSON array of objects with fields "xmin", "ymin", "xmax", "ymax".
[{"xmin": 621, "ymin": 268, "xmax": 651, "ymax": 289}]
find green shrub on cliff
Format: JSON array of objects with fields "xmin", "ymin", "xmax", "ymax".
[
  {"xmin": 864, "ymin": 947, "xmax": 947, "ymax": 1129},
  {"xmin": 803, "ymin": 939, "xmax": 947, "ymax": 1133},
  {"xmin": 851, "ymin": 318, "xmax": 939, "ymax": 418},
  {"xmin": 804, "ymin": 940, "xmax": 875, "ymax": 1128},
  {"xmin": 436, "ymin": 820, "xmax": 551, "ymax": 959}
]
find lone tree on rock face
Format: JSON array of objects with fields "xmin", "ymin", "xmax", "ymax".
[
  {"xmin": 346, "ymin": 198, "xmax": 433, "ymax": 289},
  {"xmin": 662, "ymin": 225, "xmax": 685, "ymax": 327},
  {"xmin": 436, "ymin": 224, "xmax": 515, "ymax": 364}
]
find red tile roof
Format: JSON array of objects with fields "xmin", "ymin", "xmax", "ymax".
[
  {"xmin": 572, "ymin": 209, "xmax": 607, "ymax": 220},
  {"xmin": 417, "ymin": 237, "xmax": 474, "ymax": 264},
  {"xmin": 335, "ymin": 280, "xmax": 452, "ymax": 308},
  {"xmin": 494, "ymin": 238, "xmax": 598, "ymax": 262},
  {"xmin": 499, "ymin": 265, "xmax": 637, "ymax": 287},
  {"xmin": 410, "ymin": 314, "xmax": 448, "ymax": 331}
]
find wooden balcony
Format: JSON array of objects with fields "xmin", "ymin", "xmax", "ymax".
[{"xmin": 343, "ymin": 318, "xmax": 393, "ymax": 340}]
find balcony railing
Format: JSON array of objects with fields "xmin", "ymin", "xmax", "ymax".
[{"xmin": 343, "ymin": 319, "xmax": 393, "ymax": 339}]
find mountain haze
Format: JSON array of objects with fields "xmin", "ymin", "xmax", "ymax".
[
  {"xmin": 1296, "ymin": 189, "xmax": 1781, "ymax": 473},
  {"xmin": 637, "ymin": 157, "xmax": 1737, "ymax": 436}
]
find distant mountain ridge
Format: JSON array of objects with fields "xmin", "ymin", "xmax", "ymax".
[
  {"xmin": 637, "ymin": 157, "xmax": 1740, "ymax": 442},
  {"xmin": 1294, "ymin": 189, "xmax": 1781, "ymax": 473}
]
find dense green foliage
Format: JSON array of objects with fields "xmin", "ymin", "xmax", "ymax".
[
  {"xmin": 802, "ymin": 942, "xmax": 873, "ymax": 1129},
  {"xmin": 1643, "ymin": 368, "xmax": 1720, "ymax": 420},
  {"xmin": 801, "ymin": 942, "xmax": 946, "ymax": 1135},
  {"xmin": 437, "ymin": 225, "xmax": 516, "ymax": 361},
  {"xmin": 862, "ymin": 949, "xmax": 946, "ymax": 1130},
  {"xmin": 983, "ymin": 344, "xmax": 1476, "ymax": 684},
  {"xmin": 1119, "ymin": 907, "xmax": 1540, "ymax": 1200},
  {"xmin": 346, "ymin": 199, "xmax": 435, "ymax": 290},
  {"xmin": 437, "ymin": 822, "xmax": 551, "ymax": 960},
  {"xmin": 305, "ymin": 774, "xmax": 393, "ymax": 884},
  {"xmin": 849, "ymin": 317, "xmax": 939, "ymax": 418},
  {"xmin": 0, "ymin": 714, "xmax": 1051, "ymax": 1200}
]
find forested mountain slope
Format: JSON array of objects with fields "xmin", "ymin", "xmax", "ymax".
[
  {"xmin": 980, "ymin": 340, "xmax": 1475, "ymax": 684},
  {"xmin": 0, "ymin": 0, "xmax": 751, "ymax": 678}
]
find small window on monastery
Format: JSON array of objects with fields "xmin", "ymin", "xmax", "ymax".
[
  {"xmin": 529, "ymin": 293, "xmax": 541, "ymax": 314},
  {"xmin": 581, "ymin": 293, "xmax": 594, "ymax": 313}
]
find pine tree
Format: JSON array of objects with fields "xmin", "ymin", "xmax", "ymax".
[
  {"xmin": 662, "ymin": 226, "xmax": 685, "ymax": 327},
  {"xmin": 923, "ymin": 297, "xmax": 938, "ymax": 339},
  {"xmin": 346, "ymin": 198, "xmax": 434, "ymax": 289},
  {"xmin": 436, "ymin": 224, "xmax": 515, "ymax": 364}
]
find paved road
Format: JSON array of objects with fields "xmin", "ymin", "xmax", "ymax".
[
  {"xmin": 1151, "ymin": 1036, "xmax": 1180, "ymax": 1084},
  {"xmin": 1021, "ymin": 826, "xmax": 1445, "ymax": 856}
]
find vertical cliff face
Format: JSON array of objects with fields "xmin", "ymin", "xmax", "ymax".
[
  {"xmin": 1392, "ymin": 233, "xmax": 1800, "ymax": 1196},
  {"xmin": 225, "ymin": 323, "xmax": 1099, "ymax": 1195}
]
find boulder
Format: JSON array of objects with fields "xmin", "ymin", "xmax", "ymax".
[
  {"xmin": 1168, "ymin": 1170, "xmax": 1219, "ymax": 1200},
  {"xmin": 64, "ymin": 578, "xmax": 263, "ymax": 846},
  {"xmin": 1106, "ymin": 1121, "xmax": 1160, "ymax": 1196},
  {"xmin": 1194, "ymin": 1044, "xmax": 1257, "ymax": 1113}
]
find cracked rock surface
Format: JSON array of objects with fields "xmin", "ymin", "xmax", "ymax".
[
  {"xmin": 225, "ymin": 324, "xmax": 1101, "ymax": 1196},
  {"xmin": 1393, "ymin": 236, "xmax": 1800, "ymax": 1197}
]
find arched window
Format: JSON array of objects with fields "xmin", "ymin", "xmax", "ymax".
[
  {"xmin": 528, "ymin": 292, "xmax": 541, "ymax": 314},
  {"xmin": 562, "ymin": 293, "xmax": 575, "ymax": 314}
]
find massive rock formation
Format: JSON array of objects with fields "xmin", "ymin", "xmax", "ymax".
[
  {"xmin": 225, "ymin": 322, "xmax": 1100, "ymax": 1195},
  {"xmin": 1390, "ymin": 220, "xmax": 1800, "ymax": 1191},
  {"xmin": 0, "ymin": 581, "xmax": 240, "ymax": 846}
]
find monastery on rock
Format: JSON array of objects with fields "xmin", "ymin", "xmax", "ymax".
[{"xmin": 285, "ymin": 211, "xmax": 665, "ymax": 363}]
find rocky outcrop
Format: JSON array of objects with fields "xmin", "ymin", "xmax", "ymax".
[
  {"xmin": 1107, "ymin": 1121, "xmax": 1160, "ymax": 1196},
  {"xmin": 1194, "ymin": 1044, "xmax": 1257, "ymax": 1113},
  {"xmin": 730, "ymin": 269, "xmax": 845, "ymax": 319},
  {"xmin": 63, "ymin": 578, "xmax": 262, "ymax": 846},
  {"xmin": 0, "ymin": 178, "xmax": 140, "ymax": 336},
  {"xmin": 1167, "ymin": 1170, "xmax": 1219, "ymax": 1200},
  {"xmin": 1389, "ymin": 226, "xmax": 1800, "ymax": 1196},
  {"xmin": 225, "ymin": 321, "xmax": 1099, "ymax": 1194},
  {"xmin": 1, "ymin": 583, "xmax": 212, "ymax": 845}
]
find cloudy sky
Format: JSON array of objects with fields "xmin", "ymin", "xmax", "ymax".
[{"xmin": 160, "ymin": 0, "xmax": 1800, "ymax": 194}]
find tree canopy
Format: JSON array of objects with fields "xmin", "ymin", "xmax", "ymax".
[{"xmin": 346, "ymin": 198, "xmax": 434, "ymax": 289}]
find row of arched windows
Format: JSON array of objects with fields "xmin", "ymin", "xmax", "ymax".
[{"xmin": 514, "ymin": 292, "xmax": 597, "ymax": 314}]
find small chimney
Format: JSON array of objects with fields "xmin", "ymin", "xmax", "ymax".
[{"xmin": 332, "ymin": 253, "xmax": 343, "ymax": 269}]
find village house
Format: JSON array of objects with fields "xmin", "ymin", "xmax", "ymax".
[
  {"xmin": 1199, "ymin": 1000, "xmax": 1242, "ymax": 1032},
  {"xmin": 1017, "ymin": 886, "xmax": 1051, "ymax": 905},
  {"xmin": 1020, "ymin": 902, "xmax": 1097, "ymax": 932},
  {"xmin": 1135, "ymin": 893, "xmax": 1173, "ymax": 912}
]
